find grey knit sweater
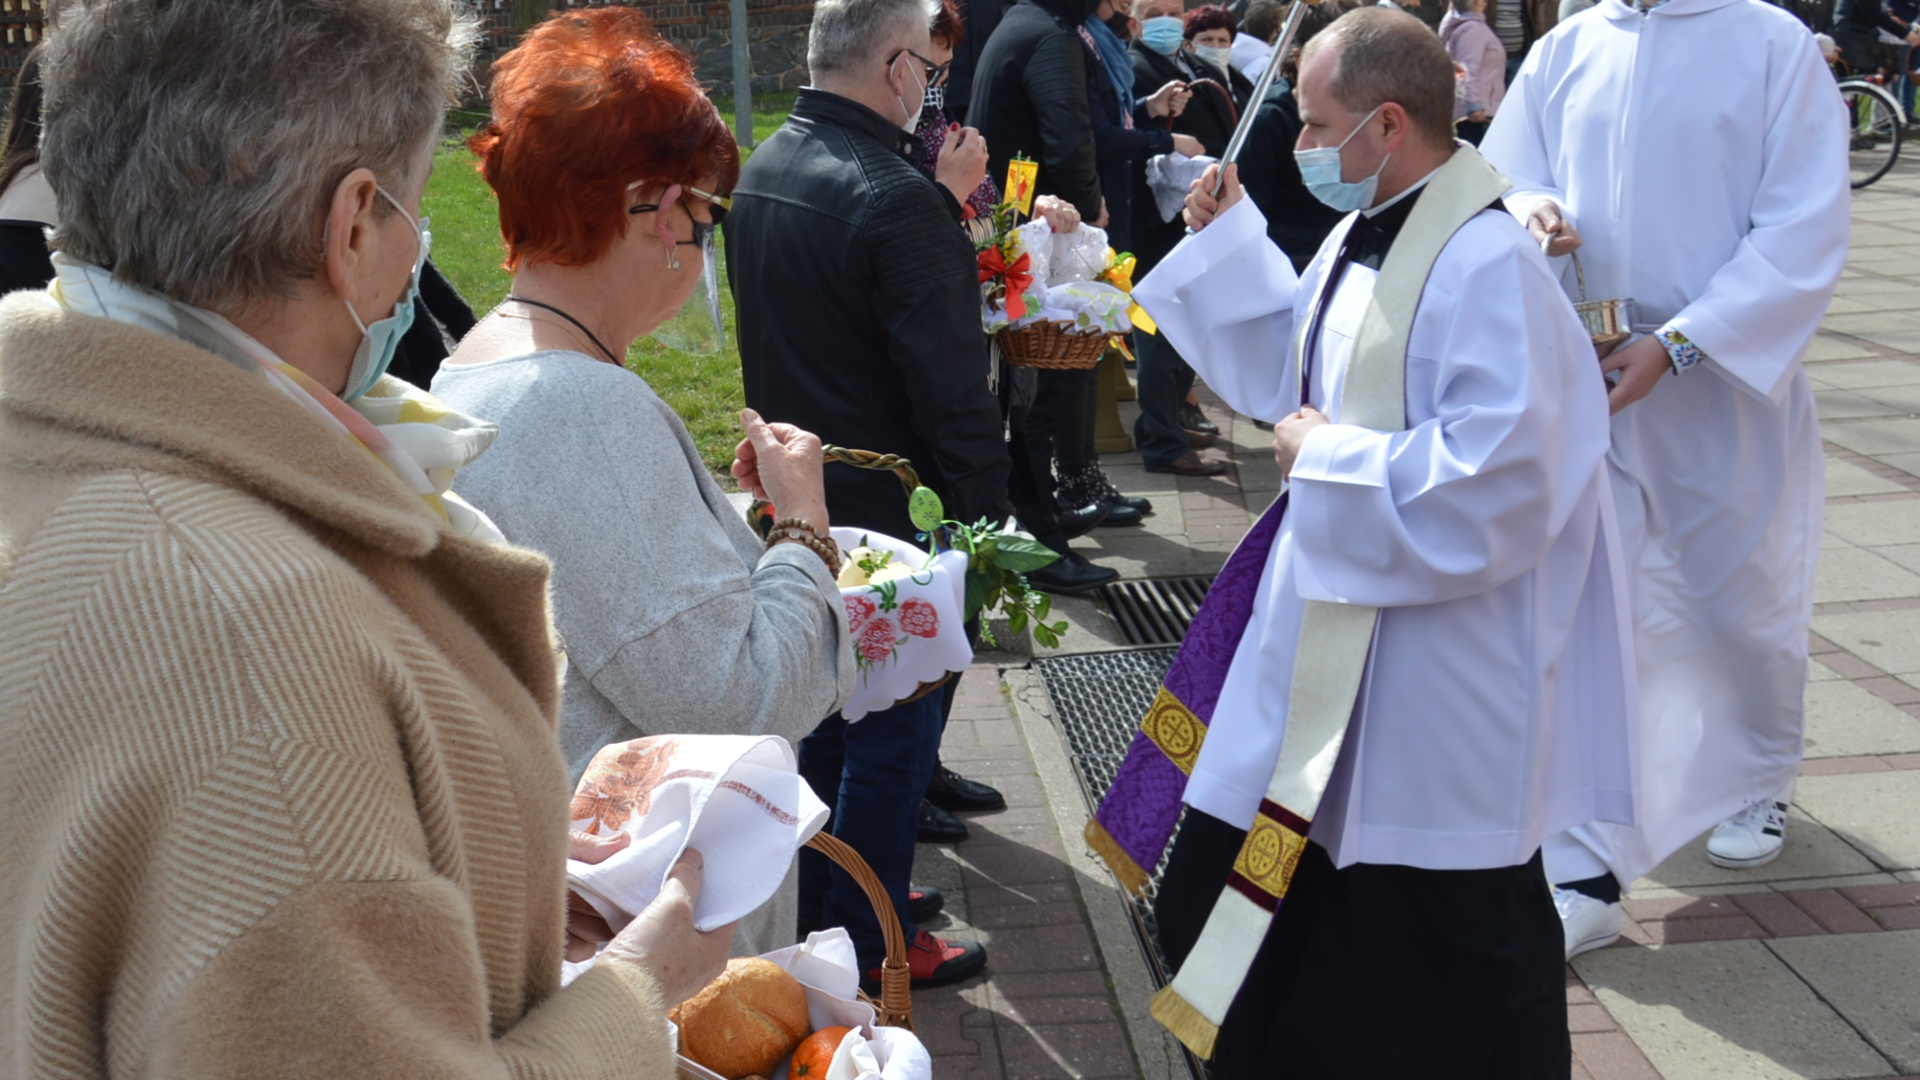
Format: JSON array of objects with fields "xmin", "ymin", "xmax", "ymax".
[{"xmin": 432, "ymin": 351, "xmax": 855, "ymax": 780}]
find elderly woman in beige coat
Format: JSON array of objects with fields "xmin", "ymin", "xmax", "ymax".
[{"xmin": 0, "ymin": 1, "xmax": 731, "ymax": 1076}]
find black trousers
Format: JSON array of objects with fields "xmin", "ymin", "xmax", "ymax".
[{"xmin": 1154, "ymin": 810, "xmax": 1570, "ymax": 1080}]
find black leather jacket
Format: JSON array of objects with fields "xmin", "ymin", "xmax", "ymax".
[
  {"xmin": 969, "ymin": 0, "xmax": 1105, "ymax": 220},
  {"xmin": 726, "ymin": 89, "xmax": 1013, "ymax": 543}
]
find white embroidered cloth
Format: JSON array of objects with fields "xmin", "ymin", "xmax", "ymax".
[
  {"xmin": 834, "ymin": 528, "xmax": 972, "ymax": 721},
  {"xmin": 567, "ymin": 735, "xmax": 828, "ymax": 932}
]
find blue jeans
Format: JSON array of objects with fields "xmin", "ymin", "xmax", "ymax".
[
  {"xmin": 797, "ymin": 693, "xmax": 945, "ymax": 970},
  {"xmin": 1133, "ymin": 326, "xmax": 1197, "ymax": 469}
]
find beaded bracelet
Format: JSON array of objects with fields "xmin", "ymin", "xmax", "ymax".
[{"xmin": 767, "ymin": 517, "xmax": 842, "ymax": 576}]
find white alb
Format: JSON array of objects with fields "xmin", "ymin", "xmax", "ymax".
[{"xmin": 1481, "ymin": 0, "xmax": 1849, "ymax": 884}]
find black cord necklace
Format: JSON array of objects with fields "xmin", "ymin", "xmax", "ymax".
[{"xmin": 504, "ymin": 295, "xmax": 622, "ymax": 366}]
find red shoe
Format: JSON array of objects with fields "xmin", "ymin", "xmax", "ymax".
[{"xmin": 867, "ymin": 931, "xmax": 987, "ymax": 989}]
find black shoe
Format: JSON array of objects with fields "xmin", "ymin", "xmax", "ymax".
[
  {"xmin": 1026, "ymin": 551, "xmax": 1119, "ymax": 594},
  {"xmin": 1185, "ymin": 429, "xmax": 1219, "ymax": 449},
  {"xmin": 908, "ymin": 884, "xmax": 945, "ymax": 923},
  {"xmin": 918, "ymin": 799, "xmax": 969, "ymax": 843},
  {"xmin": 1180, "ymin": 401, "xmax": 1221, "ymax": 436},
  {"xmin": 1058, "ymin": 499, "xmax": 1110, "ymax": 539},
  {"xmin": 1096, "ymin": 502, "xmax": 1144, "ymax": 527},
  {"xmin": 1093, "ymin": 469, "xmax": 1153, "ymax": 515},
  {"xmin": 927, "ymin": 764, "xmax": 1007, "ymax": 811}
]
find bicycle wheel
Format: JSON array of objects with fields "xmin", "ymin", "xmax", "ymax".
[{"xmin": 1841, "ymin": 80, "xmax": 1903, "ymax": 189}]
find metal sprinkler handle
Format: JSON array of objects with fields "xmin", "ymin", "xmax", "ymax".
[{"xmin": 1212, "ymin": 0, "xmax": 1310, "ymax": 196}]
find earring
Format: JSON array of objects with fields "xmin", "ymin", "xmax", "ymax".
[{"xmin": 667, "ymin": 247, "xmax": 681, "ymax": 272}]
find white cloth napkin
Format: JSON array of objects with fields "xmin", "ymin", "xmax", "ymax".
[
  {"xmin": 1147, "ymin": 153, "xmax": 1217, "ymax": 223},
  {"xmin": 567, "ymin": 735, "xmax": 828, "ymax": 933},
  {"xmin": 835, "ymin": 528, "xmax": 972, "ymax": 721}
]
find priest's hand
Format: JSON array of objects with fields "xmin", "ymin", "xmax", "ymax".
[
  {"xmin": 1601, "ymin": 335, "xmax": 1671, "ymax": 414},
  {"xmin": 1274, "ymin": 405, "xmax": 1330, "ymax": 477},
  {"xmin": 1528, "ymin": 201, "xmax": 1582, "ymax": 257},
  {"xmin": 1185, "ymin": 162, "xmax": 1244, "ymax": 231}
]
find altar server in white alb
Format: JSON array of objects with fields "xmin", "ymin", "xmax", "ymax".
[
  {"xmin": 1096, "ymin": 10, "xmax": 1636, "ymax": 1074},
  {"xmin": 1480, "ymin": 0, "xmax": 1850, "ymax": 959}
]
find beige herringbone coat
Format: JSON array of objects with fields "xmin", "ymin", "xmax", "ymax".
[{"xmin": 0, "ymin": 292, "xmax": 673, "ymax": 1079}]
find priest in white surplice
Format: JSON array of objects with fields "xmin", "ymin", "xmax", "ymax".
[
  {"xmin": 1481, "ymin": 0, "xmax": 1849, "ymax": 960},
  {"xmin": 1102, "ymin": 9, "xmax": 1636, "ymax": 1075}
]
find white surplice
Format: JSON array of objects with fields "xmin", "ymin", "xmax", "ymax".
[
  {"xmin": 1480, "ymin": 0, "xmax": 1849, "ymax": 882},
  {"xmin": 1133, "ymin": 191, "xmax": 1638, "ymax": 871}
]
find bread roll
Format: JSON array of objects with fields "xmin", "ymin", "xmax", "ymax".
[{"xmin": 675, "ymin": 958, "xmax": 811, "ymax": 1079}]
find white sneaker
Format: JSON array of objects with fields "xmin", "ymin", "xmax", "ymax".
[
  {"xmin": 1708, "ymin": 791, "xmax": 1790, "ymax": 869},
  {"xmin": 1554, "ymin": 886, "xmax": 1623, "ymax": 961}
]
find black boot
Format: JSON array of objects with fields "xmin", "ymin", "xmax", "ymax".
[{"xmin": 1059, "ymin": 461, "xmax": 1146, "ymax": 524}]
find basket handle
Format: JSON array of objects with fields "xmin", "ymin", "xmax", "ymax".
[
  {"xmin": 747, "ymin": 445, "xmax": 940, "ymax": 547},
  {"xmin": 805, "ymin": 831, "xmax": 915, "ymax": 1030}
]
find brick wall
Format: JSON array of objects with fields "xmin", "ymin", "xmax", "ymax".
[
  {"xmin": 472, "ymin": 0, "xmax": 814, "ymax": 95},
  {"xmin": 0, "ymin": 0, "xmax": 49, "ymax": 85}
]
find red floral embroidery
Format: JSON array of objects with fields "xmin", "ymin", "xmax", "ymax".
[
  {"xmin": 899, "ymin": 598, "xmax": 939, "ymax": 638},
  {"xmin": 846, "ymin": 594, "xmax": 877, "ymax": 633},
  {"xmin": 858, "ymin": 617, "xmax": 900, "ymax": 664}
]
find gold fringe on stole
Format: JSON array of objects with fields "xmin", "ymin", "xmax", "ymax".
[
  {"xmin": 1083, "ymin": 818, "xmax": 1149, "ymax": 896},
  {"xmin": 1151, "ymin": 984, "xmax": 1221, "ymax": 1059}
]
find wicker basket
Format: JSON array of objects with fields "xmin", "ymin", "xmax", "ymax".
[
  {"xmin": 747, "ymin": 446, "xmax": 956, "ymax": 707},
  {"xmin": 995, "ymin": 319, "xmax": 1112, "ymax": 370},
  {"xmin": 674, "ymin": 833, "xmax": 914, "ymax": 1080}
]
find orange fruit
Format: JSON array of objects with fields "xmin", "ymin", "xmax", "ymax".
[{"xmin": 790, "ymin": 1026, "xmax": 852, "ymax": 1078}]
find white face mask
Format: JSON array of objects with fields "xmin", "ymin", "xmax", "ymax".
[
  {"xmin": 1293, "ymin": 104, "xmax": 1389, "ymax": 213},
  {"xmin": 895, "ymin": 55, "xmax": 928, "ymax": 134},
  {"xmin": 1194, "ymin": 43, "xmax": 1233, "ymax": 71}
]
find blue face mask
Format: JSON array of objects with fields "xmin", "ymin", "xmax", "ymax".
[
  {"xmin": 1141, "ymin": 16, "xmax": 1186, "ymax": 55},
  {"xmin": 340, "ymin": 186, "xmax": 429, "ymax": 401},
  {"xmin": 1293, "ymin": 105, "xmax": 1388, "ymax": 213}
]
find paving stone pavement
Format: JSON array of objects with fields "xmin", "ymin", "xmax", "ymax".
[{"xmin": 908, "ymin": 161, "xmax": 1920, "ymax": 1078}]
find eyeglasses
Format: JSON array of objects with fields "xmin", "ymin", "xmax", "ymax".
[
  {"xmin": 886, "ymin": 48, "xmax": 950, "ymax": 88},
  {"xmin": 629, "ymin": 185, "xmax": 730, "ymax": 246}
]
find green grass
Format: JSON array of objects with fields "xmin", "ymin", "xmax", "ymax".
[{"xmin": 422, "ymin": 91, "xmax": 796, "ymax": 476}]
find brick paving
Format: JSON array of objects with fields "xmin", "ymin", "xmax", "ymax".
[{"xmin": 910, "ymin": 666, "xmax": 1140, "ymax": 1080}]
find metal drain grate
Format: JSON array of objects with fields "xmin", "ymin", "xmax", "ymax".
[
  {"xmin": 1035, "ymin": 648, "xmax": 1206, "ymax": 1079},
  {"xmin": 1098, "ymin": 576, "xmax": 1215, "ymax": 646}
]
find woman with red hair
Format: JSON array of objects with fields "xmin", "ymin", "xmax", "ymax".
[{"xmin": 433, "ymin": 9, "xmax": 858, "ymax": 959}]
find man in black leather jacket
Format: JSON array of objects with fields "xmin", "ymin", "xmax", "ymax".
[{"xmin": 728, "ymin": 0, "xmax": 1006, "ymax": 991}]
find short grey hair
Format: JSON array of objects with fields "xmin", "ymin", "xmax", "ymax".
[
  {"xmin": 40, "ymin": 0, "xmax": 477, "ymax": 311},
  {"xmin": 808, "ymin": 0, "xmax": 939, "ymax": 80},
  {"xmin": 1301, "ymin": 7, "xmax": 1455, "ymax": 150}
]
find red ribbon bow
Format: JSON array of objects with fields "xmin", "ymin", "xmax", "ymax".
[{"xmin": 978, "ymin": 248, "xmax": 1034, "ymax": 321}]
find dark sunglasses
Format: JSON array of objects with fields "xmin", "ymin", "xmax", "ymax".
[
  {"xmin": 886, "ymin": 48, "xmax": 950, "ymax": 88},
  {"xmin": 629, "ymin": 186, "xmax": 730, "ymax": 245}
]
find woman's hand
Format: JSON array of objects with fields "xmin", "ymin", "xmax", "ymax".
[
  {"xmin": 1035, "ymin": 194, "xmax": 1081, "ymax": 233},
  {"xmin": 936, "ymin": 125, "xmax": 989, "ymax": 207},
  {"xmin": 732, "ymin": 408, "xmax": 830, "ymax": 532},
  {"xmin": 1171, "ymin": 133, "xmax": 1204, "ymax": 158},
  {"xmin": 601, "ymin": 849, "xmax": 737, "ymax": 1006},
  {"xmin": 565, "ymin": 830, "xmax": 629, "ymax": 962},
  {"xmin": 1145, "ymin": 80, "xmax": 1191, "ymax": 119}
]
